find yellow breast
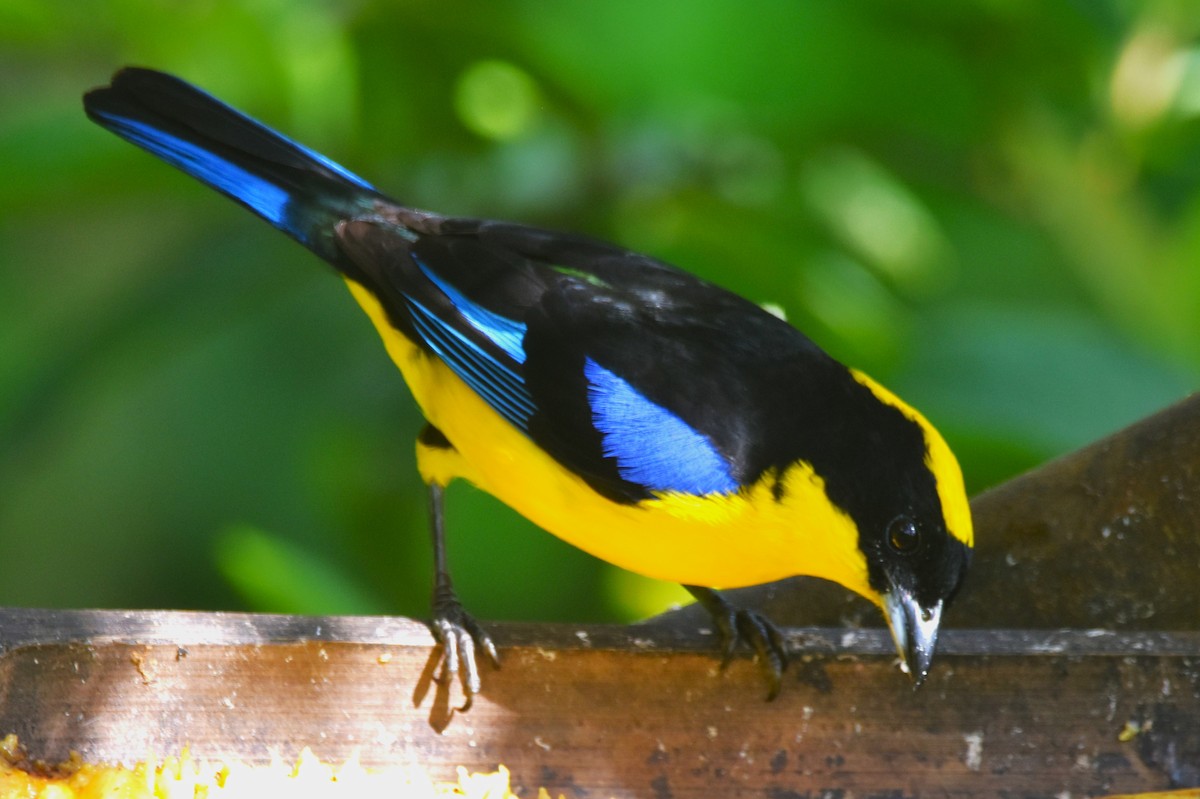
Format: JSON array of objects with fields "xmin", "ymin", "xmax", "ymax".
[{"xmin": 343, "ymin": 279, "xmax": 875, "ymax": 599}]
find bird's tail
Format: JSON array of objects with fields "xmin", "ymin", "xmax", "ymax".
[{"xmin": 83, "ymin": 67, "xmax": 381, "ymax": 262}]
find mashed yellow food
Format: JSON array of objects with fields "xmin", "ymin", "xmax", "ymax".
[{"xmin": 0, "ymin": 735, "xmax": 542, "ymax": 798}]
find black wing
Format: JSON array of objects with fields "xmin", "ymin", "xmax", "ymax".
[
  {"xmin": 336, "ymin": 216, "xmax": 841, "ymax": 504},
  {"xmin": 84, "ymin": 68, "xmax": 928, "ymax": 522}
]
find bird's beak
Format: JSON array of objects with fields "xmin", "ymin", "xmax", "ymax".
[{"xmin": 882, "ymin": 587, "xmax": 942, "ymax": 687}]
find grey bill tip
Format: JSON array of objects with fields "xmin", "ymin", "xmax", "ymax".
[{"xmin": 883, "ymin": 589, "xmax": 943, "ymax": 688}]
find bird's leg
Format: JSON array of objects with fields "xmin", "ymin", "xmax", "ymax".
[
  {"xmin": 427, "ymin": 482, "xmax": 499, "ymax": 711},
  {"xmin": 683, "ymin": 584, "xmax": 788, "ymax": 700}
]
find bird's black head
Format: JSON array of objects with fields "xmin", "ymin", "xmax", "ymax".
[
  {"xmin": 835, "ymin": 369, "xmax": 973, "ymax": 687},
  {"xmin": 791, "ymin": 366, "xmax": 973, "ymax": 686},
  {"xmin": 868, "ymin": 511, "xmax": 972, "ymax": 685}
]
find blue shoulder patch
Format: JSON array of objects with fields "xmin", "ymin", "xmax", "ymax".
[{"xmin": 584, "ymin": 358, "xmax": 737, "ymax": 496}]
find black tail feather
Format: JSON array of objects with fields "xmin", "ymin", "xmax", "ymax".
[{"xmin": 84, "ymin": 67, "xmax": 380, "ymax": 260}]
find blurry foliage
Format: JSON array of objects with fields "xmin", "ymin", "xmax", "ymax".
[{"xmin": 0, "ymin": 0, "xmax": 1196, "ymax": 622}]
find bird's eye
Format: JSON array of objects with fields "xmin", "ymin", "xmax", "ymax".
[{"xmin": 887, "ymin": 516, "xmax": 920, "ymax": 554}]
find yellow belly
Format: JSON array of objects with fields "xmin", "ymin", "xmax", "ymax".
[{"xmin": 344, "ymin": 279, "xmax": 874, "ymax": 598}]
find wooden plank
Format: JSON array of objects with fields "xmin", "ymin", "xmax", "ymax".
[
  {"xmin": 1, "ymin": 608, "xmax": 1198, "ymax": 796},
  {"xmin": 2, "ymin": 395, "xmax": 1198, "ymax": 795}
]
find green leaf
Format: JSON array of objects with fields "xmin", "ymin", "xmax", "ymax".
[{"xmin": 215, "ymin": 524, "xmax": 385, "ymax": 616}]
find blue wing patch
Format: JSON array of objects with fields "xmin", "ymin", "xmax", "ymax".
[
  {"xmin": 414, "ymin": 257, "xmax": 527, "ymax": 363},
  {"xmin": 584, "ymin": 358, "xmax": 738, "ymax": 495},
  {"xmin": 405, "ymin": 296, "xmax": 535, "ymax": 431}
]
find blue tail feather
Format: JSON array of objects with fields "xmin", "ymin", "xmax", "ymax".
[
  {"xmin": 93, "ymin": 110, "xmax": 295, "ymax": 228},
  {"xmin": 83, "ymin": 68, "xmax": 378, "ymax": 256}
]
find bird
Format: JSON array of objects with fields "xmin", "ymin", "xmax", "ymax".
[{"xmin": 84, "ymin": 67, "xmax": 973, "ymax": 706}]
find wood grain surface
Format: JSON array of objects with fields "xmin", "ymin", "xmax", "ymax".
[
  {"xmin": 1, "ymin": 609, "xmax": 1198, "ymax": 797},
  {"xmin": 2, "ymin": 397, "xmax": 1198, "ymax": 796}
]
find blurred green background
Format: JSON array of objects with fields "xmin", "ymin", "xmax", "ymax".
[{"xmin": 0, "ymin": 0, "xmax": 1196, "ymax": 623}]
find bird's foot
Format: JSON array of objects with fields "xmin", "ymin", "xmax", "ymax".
[
  {"xmin": 429, "ymin": 580, "xmax": 500, "ymax": 712},
  {"xmin": 685, "ymin": 585, "xmax": 788, "ymax": 700}
]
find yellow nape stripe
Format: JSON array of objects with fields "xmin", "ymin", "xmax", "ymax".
[
  {"xmin": 849, "ymin": 369, "xmax": 974, "ymax": 548},
  {"xmin": 0, "ymin": 735, "xmax": 542, "ymax": 799}
]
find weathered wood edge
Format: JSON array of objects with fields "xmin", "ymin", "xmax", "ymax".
[
  {"xmin": 2, "ymin": 607, "xmax": 1198, "ymax": 658},
  {"xmin": 3, "ymin": 607, "xmax": 1199, "ymax": 794}
]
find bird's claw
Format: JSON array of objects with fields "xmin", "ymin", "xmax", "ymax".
[
  {"xmin": 713, "ymin": 606, "xmax": 788, "ymax": 700},
  {"xmin": 687, "ymin": 586, "xmax": 788, "ymax": 700},
  {"xmin": 430, "ymin": 583, "xmax": 499, "ymax": 711}
]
